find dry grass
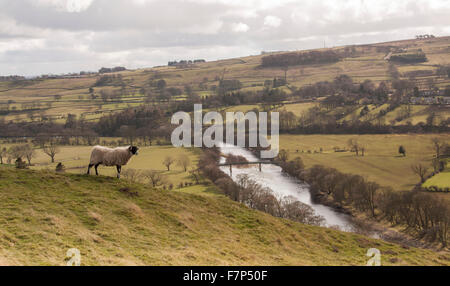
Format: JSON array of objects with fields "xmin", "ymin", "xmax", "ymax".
[
  {"xmin": 280, "ymin": 133, "xmax": 450, "ymax": 191},
  {"xmin": 0, "ymin": 165, "xmax": 448, "ymax": 266}
]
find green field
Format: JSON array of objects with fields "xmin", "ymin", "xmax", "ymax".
[
  {"xmin": 423, "ymin": 172, "xmax": 450, "ymax": 189},
  {"xmin": 29, "ymin": 145, "xmax": 199, "ymax": 187},
  {"xmin": 0, "ymin": 166, "xmax": 448, "ymax": 266},
  {"xmin": 1, "ymin": 36, "xmax": 449, "ymax": 124},
  {"xmin": 1, "ymin": 36, "xmax": 450, "ymax": 265},
  {"xmin": 280, "ymin": 134, "xmax": 450, "ymax": 191}
]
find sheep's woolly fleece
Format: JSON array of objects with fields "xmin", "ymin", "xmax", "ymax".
[{"xmin": 89, "ymin": 146, "xmax": 134, "ymax": 166}]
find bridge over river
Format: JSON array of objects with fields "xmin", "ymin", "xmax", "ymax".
[{"xmin": 217, "ymin": 161, "xmax": 280, "ymax": 175}]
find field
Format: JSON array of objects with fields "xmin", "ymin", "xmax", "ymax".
[
  {"xmin": 280, "ymin": 134, "xmax": 450, "ymax": 191},
  {"xmin": 1, "ymin": 36, "xmax": 449, "ymax": 124},
  {"xmin": 1, "ymin": 36, "xmax": 450, "ymax": 266},
  {"xmin": 0, "ymin": 166, "xmax": 448, "ymax": 266},
  {"xmin": 423, "ymin": 172, "xmax": 450, "ymax": 189},
  {"xmin": 28, "ymin": 145, "xmax": 199, "ymax": 187}
]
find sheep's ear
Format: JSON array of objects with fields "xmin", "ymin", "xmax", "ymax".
[{"xmin": 128, "ymin": 146, "xmax": 133, "ymax": 152}]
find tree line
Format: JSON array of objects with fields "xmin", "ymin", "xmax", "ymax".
[
  {"xmin": 276, "ymin": 153, "xmax": 449, "ymax": 246},
  {"xmin": 198, "ymin": 148, "xmax": 325, "ymax": 227},
  {"xmin": 261, "ymin": 50, "xmax": 341, "ymax": 68}
]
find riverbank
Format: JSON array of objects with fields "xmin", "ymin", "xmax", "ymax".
[
  {"xmin": 248, "ymin": 146, "xmax": 448, "ymax": 249},
  {"xmin": 278, "ymin": 156, "xmax": 449, "ymax": 249},
  {"xmin": 219, "ymin": 143, "xmax": 355, "ymax": 231}
]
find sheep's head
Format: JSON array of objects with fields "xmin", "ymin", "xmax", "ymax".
[{"xmin": 129, "ymin": 146, "xmax": 139, "ymax": 156}]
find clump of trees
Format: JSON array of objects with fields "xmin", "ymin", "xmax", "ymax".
[
  {"xmin": 261, "ymin": 50, "xmax": 341, "ymax": 67},
  {"xmin": 378, "ymin": 190, "xmax": 449, "ymax": 246},
  {"xmin": 121, "ymin": 168, "xmax": 142, "ymax": 182},
  {"xmin": 3, "ymin": 144, "xmax": 36, "ymax": 166},
  {"xmin": 347, "ymin": 139, "xmax": 366, "ymax": 156},
  {"xmin": 198, "ymin": 148, "xmax": 325, "ymax": 227},
  {"xmin": 216, "ymin": 174, "xmax": 325, "ymax": 226},
  {"xmin": 217, "ymin": 79, "xmax": 242, "ymax": 95},
  {"xmin": 143, "ymin": 170, "xmax": 167, "ymax": 187},
  {"xmin": 277, "ymin": 157, "xmax": 449, "ymax": 246},
  {"xmin": 389, "ymin": 53, "xmax": 427, "ymax": 64},
  {"xmin": 99, "ymin": 67, "xmax": 126, "ymax": 74},
  {"xmin": 94, "ymin": 74, "xmax": 124, "ymax": 87}
]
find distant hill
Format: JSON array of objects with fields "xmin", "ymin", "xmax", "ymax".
[{"xmin": 0, "ymin": 36, "xmax": 449, "ymax": 124}]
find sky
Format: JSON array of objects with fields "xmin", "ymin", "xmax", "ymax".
[{"xmin": 0, "ymin": 0, "xmax": 449, "ymax": 76}]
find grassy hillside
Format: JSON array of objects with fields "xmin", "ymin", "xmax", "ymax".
[
  {"xmin": 1, "ymin": 36, "xmax": 449, "ymax": 123},
  {"xmin": 0, "ymin": 166, "xmax": 448, "ymax": 266}
]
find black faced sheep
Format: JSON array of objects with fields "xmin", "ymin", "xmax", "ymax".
[{"xmin": 87, "ymin": 146, "xmax": 139, "ymax": 178}]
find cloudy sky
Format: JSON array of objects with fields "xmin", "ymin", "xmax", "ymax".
[{"xmin": 0, "ymin": 0, "xmax": 449, "ymax": 76}]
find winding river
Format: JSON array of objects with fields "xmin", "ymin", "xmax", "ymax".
[{"xmin": 218, "ymin": 143, "xmax": 355, "ymax": 232}]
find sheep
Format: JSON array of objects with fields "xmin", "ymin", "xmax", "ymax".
[{"xmin": 87, "ymin": 145, "xmax": 139, "ymax": 178}]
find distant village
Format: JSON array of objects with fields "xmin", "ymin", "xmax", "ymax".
[{"xmin": 409, "ymin": 89, "xmax": 450, "ymax": 105}]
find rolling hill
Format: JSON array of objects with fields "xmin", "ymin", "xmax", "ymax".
[
  {"xmin": 0, "ymin": 36, "xmax": 449, "ymax": 124},
  {"xmin": 0, "ymin": 166, "xmax": 448, "ymax": 266}
]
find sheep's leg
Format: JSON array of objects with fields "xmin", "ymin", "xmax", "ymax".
[
  {"xmin": 116, "ymin": 165, "xmax": 121, "ymax": 179},
  {"xmin": 87, "ymin": 164, "xmax": 94, "ymax": 175},
  {"xmin": 95, "ymin": 164, "xmax": 100, "ymax": 176}
]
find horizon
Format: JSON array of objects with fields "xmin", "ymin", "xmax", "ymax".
[
  {"xmin": 1, "ymin": 0, "xmax": 449, "ymax": 76},
  {"xmin": 3, "ymin": 34, "xmax": 449, "ymax": 78}
]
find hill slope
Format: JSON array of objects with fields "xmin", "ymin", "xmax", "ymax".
[
  {"xmin": 0, "ymin": 166, "xmax": 448, "ymax": 266},
  {"xmin": 0, "ymin": 36, "xmax": 449, "ymax": 123}
]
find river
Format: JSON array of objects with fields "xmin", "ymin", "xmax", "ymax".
[{"xmin": 218, "ymin": 143, "xmax": 355, "ymax": 232}]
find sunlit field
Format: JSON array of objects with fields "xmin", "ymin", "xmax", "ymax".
[
  {"xmin": 29, "ymin": 145, "xmax": 199, "ymax": 187},
  {"xmin": 280, "ymin": 134, "xmax": 450, "ymax": 191}
]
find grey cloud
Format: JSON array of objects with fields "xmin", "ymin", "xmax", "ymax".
[{"xmin": 0, "ymin": 0, "xmax": 449, "ymax": 75}]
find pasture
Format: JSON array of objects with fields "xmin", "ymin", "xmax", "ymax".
[
  {"xmin": 0, "ymin": 165, "xmax": 448, "ymax": 265},
  {"xmin": 279, "ymin": 134, "xmax": 450, "ymax": 191},
  {"xmin": 423, "ymin": 171, "xmax": 450, "ymax": 189},
  {"xmin": 1, "ymin": 36, "xmax": 449, "ymax": 124},
  {"xmin": 29, "ymin": 145, "xmax": 199, "ymax": 187}
]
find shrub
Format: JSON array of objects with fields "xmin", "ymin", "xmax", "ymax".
[
  {"xmin": 55, "ymin": 163, "xmax": 65, "ymax": 173},
  {"xmin": 15, "ymin": 158, "xmax": 27, "ymax": 169}
]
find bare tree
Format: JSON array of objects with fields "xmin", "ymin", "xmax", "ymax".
[
  {"xmin": 8, "ymin": 145, "xmax": 25, "ymax": 161},
  {"xmin": 277, "ymin": 149, "xmax": 289, "ymax": 162},
  {"xmin": 364, "ymin": 182, "xmax": 379, "ymax": 217},
  {"xmin": 0, "ymin": 147, "xmax": 7, "ymax": 164},
  {"xmin": 177, "ymin": 154, "xmax": 191, "ymax": 172},
  {"xmin": 411, "ymin": 163, "xmax": 429, "ymax": 183},
  {"xmin": 347, "ymin": 138, "xmax": 360, "ymax": 156},
  {"xmin": 189, "ymin": 168, "xmax": 202, "ymax": 185},
  {"xmin": 22, "ymin": 144, "xmax": 35, "ymax": 165},
  {"xmin": 360, "ymin": 146, "xmax": 366, "ymax": 157},
  {"xmin": 163, "ymin": 156, "xmax": 175, "ymax": 171},
  {"xmin": 121, "ymin": 169, "xmax": 142, "ymax": 182},
  {"xmin": 431, "ymin": 138, "xmax": 444, "ymax": 159},
  {"xmin": 143, "ymin": 170, "xmax": 166, "ymax": 187},
  {"xmin": 43, "ymin": 144, "xmax": 60, "ymax": 163}
]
